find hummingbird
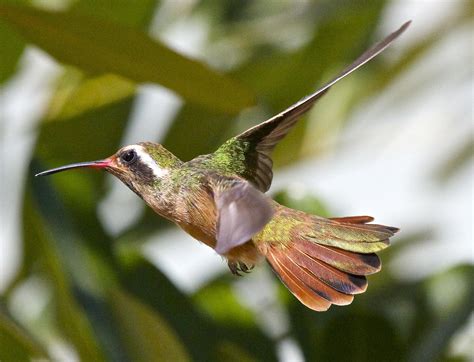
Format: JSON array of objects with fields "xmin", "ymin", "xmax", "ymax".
[{"xmin": 36, "ymin": 21, "xmax": 409, "ymax": 311}]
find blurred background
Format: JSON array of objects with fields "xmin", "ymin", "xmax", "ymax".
[{"xmin": 0, "ymin": 0, "xmax": 472, "ymax": 361}]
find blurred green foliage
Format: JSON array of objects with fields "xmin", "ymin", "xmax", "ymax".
[{"xmin": 0, "ymin": 1, "xmax": 472, "ymax": 361}]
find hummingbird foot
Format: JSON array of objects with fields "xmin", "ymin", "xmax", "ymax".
[
  {"xmin": 239, "ymin": 263, "xmax": 254, "ymax": 273},
  {"xmin": 228, "ymin": 261, "xmax": 254, "ymax": 276}
]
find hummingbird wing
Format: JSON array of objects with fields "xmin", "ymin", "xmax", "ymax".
[
  {"xmin": 212, "ymin": 21, "xmax": 410, "ymax": 192},
  {"xmin": 213, "ymin": 179, "xmax": 274, "ymax": 254}
]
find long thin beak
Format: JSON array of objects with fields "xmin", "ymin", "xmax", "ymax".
[{"xmin": 35, "ymin": 159, "xmax": 111, "ymax": 177}]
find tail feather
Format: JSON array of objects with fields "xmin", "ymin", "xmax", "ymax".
[
  {"xmin": 293, "ymin": 238, "xmax": 381, "ymax": 275},
  {"xmin": 286, "ymin": 246, "xmax": 368, "ymax": 295},
  {"xmin": 267, "ymin": 252, "xmax": 332, "ymax": 311},
  {"xmin": 330, "ymin": 216, "xmax": 374, "ymax": 224},
  {"xmin": 274, "ymin": 248, "xmax": 354, "ymax": 306},
  {"xmin": 261, "ymin": 213, "xmax": 398, "ymax": 311},
  {"xmin": 313, "ymin": 238, "xmax": 389, "ymax": 254}
]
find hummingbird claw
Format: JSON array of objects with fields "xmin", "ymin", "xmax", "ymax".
[
  {"xmin": 228, "ymin": 261, "xmax": 254, "ymax": 276},
  {"xmin": 228, "ymin": 261, "xmax": 242, "ymax": 276},
  {"xmin": 239, "ymin": 262, "xmax": 254, "ymax": 273},
  {"xmin": 239, "ymin": 263, "xmax": 249, "ymax": 273}
]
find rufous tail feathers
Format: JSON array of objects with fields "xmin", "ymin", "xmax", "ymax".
[{"xmin": 262, "ymin": 214, "xmax": 398, "ymax": 311}]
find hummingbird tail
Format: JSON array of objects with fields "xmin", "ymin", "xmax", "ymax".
[{"xmin": 263, "ymin": 215, "xmax": 398, "ymax": 311}]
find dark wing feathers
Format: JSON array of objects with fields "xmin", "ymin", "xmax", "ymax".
[{"xmin": 212, "ymin": 21, "xmax": 410, "ymax": 192}]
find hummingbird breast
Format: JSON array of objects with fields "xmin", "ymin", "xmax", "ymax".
[
  {"xmin": 149, "ymin": 166, "xmax": 263, "ymax": 266},
  {"xmin": 176, "ymin": 185, "xmax": 263, "ymax": 266},
  {"xmin": 145, "ymin": 167, "xmax": 218, "ymax": 245}
]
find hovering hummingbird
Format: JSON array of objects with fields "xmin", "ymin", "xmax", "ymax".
[{"xmin": 36, "ymin": 21, "xmax": 410, "ymax": 311}]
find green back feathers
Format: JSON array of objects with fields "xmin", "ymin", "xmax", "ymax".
[
  {"xmin": 211, "ymin": 138, "xmax": 252, "ymax": 175},
  {"xmin": 210, "ymin": 137, "xmax": 273, "ymax": 191}
]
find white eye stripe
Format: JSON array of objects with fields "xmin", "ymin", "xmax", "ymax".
[{"xmin": 125, "ymin": 145, "xmax": 169, "ymax": 178}]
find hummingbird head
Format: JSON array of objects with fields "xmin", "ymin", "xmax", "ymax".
[{"xmin": 36, "ymin": 142, "xmax": 182, "ymax": 196}]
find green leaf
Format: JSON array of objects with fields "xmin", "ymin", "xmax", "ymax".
[
  {"xmin": 0, "ymin": 0, "xmax": 26, "ymax": 83},
  {"xmin": 45, "ymin": 72, "xmax": 136, "ymax": 121},
  {"xmin": 36, "ymin": 97, "xmax": 132, "ymax": 164},
  {"xmin": 119, "ymin": 258, "xmax": 218, "ymax": 361},
  {"xmin": 25, "ymin": 66, "xmax": 165, "ymax": 361},
  {"xmin": 34, "ymin": 95, "xmax": 133, "ymax": 264},
  {"xmin": 22, "ymin": 194, "xmax": 106, "ymax": 361},
  {"xmin": 0, "ymin": 18, "xmax": 24, "ymax": 83},
  {"xmin": 119, "ymin": 257, "xmax": 278, "ymax": 361},
  {"xmin": 408, "ymin": 265, "xmax": 474, "ymax": 362},
  {"xmin": 319, "ymin": 310, "xmax": 404, "ymax": 362},
  {"xmin": 0, "ymin": 4, "xmax": 255, "ymax": 114},
  {"xmin": 215, "ymin": 341, "xmax": 259, "ymax": 362},
  {"xmin": 0, "ymin": 307, "xmax": 48, "ymax": 361},
  {"xmin": 163, "ymin": 103, "xmax": 235, "ymax": 161},
  {"xmin": 30, "ymin": 98, "xmax": 142, "ymax": 359},
  {"xmin": 193, "ymin": 276, "xmax": 255, "ymax": 326},
  {"xmin": 71, "ymin": 0, "xmax": 158, "ymax": 29},
  {"xmin": 72, "ymin": 288, "xmax": 131, "ymax": 362},
  {"xmin": 288, "ymin": 299, "xmax": 404, "ymax": 362},
  {"xmin": 109, "ymin": 288, "xmax": 190, "ymax": 362}
]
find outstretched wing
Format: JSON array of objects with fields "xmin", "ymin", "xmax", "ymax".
[
  {"xmin": 212, "ymin": 21, "xmax": 411, "ymax": 192},
  {"xmin": 213, "ymin": 178, "xmax": 274, "ymax": 254}
]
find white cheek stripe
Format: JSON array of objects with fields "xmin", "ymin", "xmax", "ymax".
[{"xmin": 133, "ymin": 146, "xmax": 169, "ymax": 178}]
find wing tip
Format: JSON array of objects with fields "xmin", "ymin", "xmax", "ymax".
[{"xmin": 401, "ymin": 20, "xmax": 412, "ymax": 32}]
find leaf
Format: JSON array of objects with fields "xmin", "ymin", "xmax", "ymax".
[
  {"xmin": 319, "ymin": 310, "xmax": 404, "ymax": 362},
  {"xmin": 192, "ymin": 277, "xmax": 255, "ymax": 326},
  {"xmin": 408, "ymin": 265, "xmax": 474, "ymax": 362},
  {"xmin": 33, "ymin": 96, "xmax": 133, "ymax": 263},
  {"xmin": 215, "ymin": 341, "xmax": 259, "ymax": 362},
  {"xmin": 71, "ymin": 0, "xmax": 158, "ymax": 29},
  {"xmin": 0, "ymin": 0, "xmax": 27, "ymax": 83},
  {"xmin": 22, "ymin": 193, "xmax": 106, "ymax": 361},
  {"xmin": 9, "ymin": 74, "xmax": 135, "ymax": 305},
  {"xmin": 287, "ymin": 298, "xmax": 404, "ymax": 362},
  {"xmin": 36, "ymin": 97, "xmax": 132, "ymax": 164},
  {"xmin": 109, "ymin": 288, "xmax": 190, "ymax": 362},
  {"xmin": 119, "ymin": 258, "xmax": 219, "ymax": 361},
  {"xmin": 0, "ymin": 4, "xmax": 255, "ymax": 114},
  {"xmin": 29, "ymin": 92, "xmax": 146, "ymax": 359},
  {"xmin": 0, "ymin": 307, "xmax": 49, "ymax": 361},
  {"xmin": 45, "ymin": 72, "xmax": 136, "ymax": 121},
  {"xmin": 72, "ymin": 288, "xmax": 131, "ymax": 362},
  {"xmin": 118, "ymin": 257, "xmax": 278, "ymax": 361},
  {"xmin": 23, "ymin": 48, "xmax": 167, "ymax": 362},
  {"xmin": 0, "ymin": 18, "xmax": 24, "ymax": 83},
  {"xmin": 163, "ymin": 102, "xmax": 235, "ymax": 161}
]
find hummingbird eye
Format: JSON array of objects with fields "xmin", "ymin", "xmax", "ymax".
[{"xmin": 120, "ymin": 149, "xmax": 137, "ymax": 164}]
